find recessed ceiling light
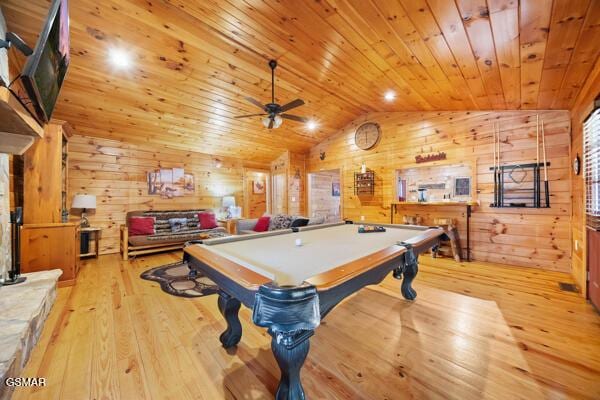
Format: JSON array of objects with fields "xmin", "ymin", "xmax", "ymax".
[
  {"xmin": 108, "ymin": 47, "xmax": 132, "ymax": 69},
  {"xmin": 307, "ymin": 120, "xmax": 318, "ymax": 130},
  {"xmin": 384, "ymin": 90, "xmax": 396, "ymax": 102}
]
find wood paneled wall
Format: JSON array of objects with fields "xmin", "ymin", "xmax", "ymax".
[
  {"xmin": 309, "ymin": 110, "xmax": 572, "ymax": 272},
  {"xmin": 288, "ymin": 152, "xmax": 306, "ymax": 216},
  {"xmin": 67, "ymin": 135, "xmax": 268, "ymax": 255},
  {"xmin": 569, "ymin": 58, "xmax": 600, "ymax": 295}
]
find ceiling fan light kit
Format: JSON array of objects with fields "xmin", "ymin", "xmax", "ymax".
[
  {"xmin": 263, "ymin": 115, "xmax": 282, "ymax": 129},
  {"xmin": 235, "ymin": 59, "xmax": 308, "ymax": 129}
]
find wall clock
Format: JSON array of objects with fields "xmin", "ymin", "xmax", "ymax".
[
  {"xmin": 573, "ymin": 154, "xmax": 581, "ymax": 175},
  {"xmin": 354, "ymin": 122, "xmax": 381, "ymax": 150}
]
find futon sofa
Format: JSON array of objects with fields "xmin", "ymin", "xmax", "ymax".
[
  {"xmin": 120, "ymin": 209, "xmax": 227, "ymax": 260},
  {"xmin": 236, "ymin": 214, "xmax": 326, "ymax": 235}
]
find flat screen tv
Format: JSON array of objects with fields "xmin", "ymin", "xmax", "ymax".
[{"xmin": 21, "ymin": 0, "xmax": 69, "ymax": 123}]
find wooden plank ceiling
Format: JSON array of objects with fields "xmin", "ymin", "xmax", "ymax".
[{"xmin": 2, "ymin": 0, "xmax": 599, "ymax": 162}]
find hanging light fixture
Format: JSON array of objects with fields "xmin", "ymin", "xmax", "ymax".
[{"xmin": 262, "ymin": 115, "xmax": 283, "ymax": 129}]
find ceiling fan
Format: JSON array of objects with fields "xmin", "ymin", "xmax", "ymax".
[{"xmin": 235, "ymin": 59, "xmax": 308, "ymax": 129}]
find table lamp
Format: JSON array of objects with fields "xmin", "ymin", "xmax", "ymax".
[
  {"xmin": 222, "ymin": 196, "xmax": 236, "ymax": 218},
  {"xmin": 72, "ymin": 194, "xmax": 96, "ymax": 227}
]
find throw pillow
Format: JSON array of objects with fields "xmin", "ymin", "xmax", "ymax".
[
  {"xmin": 198, "ymin": 212, "xmax": 217, "ymax": 230},
  {"xmin": 169, "ymin": 218, "xmax": 188, "ymax": 233},
  {"xmin": 128, "ymin": 216, "xmax": 155, "ymax": 236},
  {"xmin": 269, "ymin": 214, "xmax": 294, "ymax": 230},
  {"xmin": 290, "ymin": 218, "xmax": 309, "ymax": 228},
  {"xmin": 254, "ymin": 216, "xmax": 271, "ymax": 232}
]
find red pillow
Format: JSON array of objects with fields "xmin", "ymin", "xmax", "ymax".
[
  {"xmin": 254, "ymin": 216, "xmax": 270, "ymax": 232},
  {"xmin": 128, "ymin": 217, "xmax": 155, "ymax": 236},
  {"xmin": 198, "ymin": 212, "xmax": 217, "ymax": 230}
]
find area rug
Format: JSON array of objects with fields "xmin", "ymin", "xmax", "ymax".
[{"xmin": 140, "ymin": 261, "xmax": 218, "ymax": 298}]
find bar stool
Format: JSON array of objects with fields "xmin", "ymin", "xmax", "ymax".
[{"xmin": 432, "ymin": 217, "xmax": 462, "ymax": 262}]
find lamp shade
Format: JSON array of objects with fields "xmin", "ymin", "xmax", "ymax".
[
  {"xmin": 72, "ymin": 194, "xmax": 96, "ymax": 209},
  {"xmin": 222, "ymin": 196, "xmax": 236, "ymax": 208}
]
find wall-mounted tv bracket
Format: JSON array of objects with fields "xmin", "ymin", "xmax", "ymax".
[{"xmin": 0, "ymin": 32, "xmax": 33, "ymax": 56}]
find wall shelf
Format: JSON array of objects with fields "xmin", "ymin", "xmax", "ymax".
[
  {"xmin": 0, "ymin": 87, "xmax": 43, "ymax": 155},
  {"xmin": 354, "ymin": 171, "xmax": 375, "ymax": 195}
]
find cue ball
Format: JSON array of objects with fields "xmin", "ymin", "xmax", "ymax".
[{"xmin": 295, "ymin": 238, "xmax": 302, "ymax": 246}]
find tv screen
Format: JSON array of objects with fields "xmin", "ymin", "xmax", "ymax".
[{"xmin": 21, "ymin": 0, "xmax": 69, "ymax": 123}]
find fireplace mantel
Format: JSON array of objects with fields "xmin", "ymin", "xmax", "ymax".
[{"xmin": 0, "ymin": 87, "xmax": 43, "ymax": 155}]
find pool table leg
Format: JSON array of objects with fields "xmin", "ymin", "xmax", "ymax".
[
  {"xmin": 270, "ymin": 330, "xmax": 313, "ymax": 400},
  {"xmin": 393, "ymin": 246, "xmax": 419, "ymax": 300},
  {"xmin": 217, "ymin": 291, "xmax": 242, "ymax": 348},
  {"xmin": 400, "ymin": 259, "xmax": 418, "ymax": 300}
]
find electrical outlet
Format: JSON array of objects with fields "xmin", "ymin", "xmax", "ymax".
[
  {"xmin": 360, "ymin": 215, "xmax": 365, "ymax": 221},
  {"xmin": 575, "ymin": 240, "xmax": 579, "ymax": 251}
]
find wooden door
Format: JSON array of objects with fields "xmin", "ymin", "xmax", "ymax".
[
  {"xmin": 272, "ymin": 173, "xmax": 286, "ymax": 215},
  {"xmin": 588, "ymin": 229, "xmax": 600, "ymax": 310},
  {"xmin": 244, "ymin": 169, "xmax": 269, "ymax": 218}
]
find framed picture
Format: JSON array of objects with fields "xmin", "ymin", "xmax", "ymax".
[
  {"xmin": 453, "ymin": 177, "xmax": 471, "ymax": 197},
  {"xmin": 332, "ymin": 182, "xmax": 341, "ymax": 197},
  {"xmin": 147, "ymin": 168, "xmax": 192, "ymax": 198},
  {"xmin": 147, "ymin": 171, "xmax": 159, "ymax": 195},
  {"xmin": 253, "ymin": 180, "xmax": 265, "ymax": 194},
  {"xmin": 184, "ymin": 174, "xmax": 195, "ymax": 193}
]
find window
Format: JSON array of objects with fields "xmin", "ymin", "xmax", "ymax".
[{"xmin": 584, "ymin": 105, "xmax": 600, "ymax": 230}]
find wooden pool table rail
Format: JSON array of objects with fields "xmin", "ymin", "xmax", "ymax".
[{"xmin": 306, "ymin": 226, "xmax": 444, "ymax": 290}]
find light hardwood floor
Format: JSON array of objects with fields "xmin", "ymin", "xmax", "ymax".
[{"xmin": 11, "ymin": 253, "xmax": 600, "ymax": 400}]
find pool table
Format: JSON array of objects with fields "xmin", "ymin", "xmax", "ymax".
[{"xmin": 184, "ymin": 221, "xmax": 445, "ymax": 399}]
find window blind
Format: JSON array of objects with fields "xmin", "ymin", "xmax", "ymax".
[{"xmin": 584, "ymin": 108, "xmax": 600, "ymax": 230}]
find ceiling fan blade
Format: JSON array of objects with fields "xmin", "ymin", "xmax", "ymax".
[
  {"xmin": 281, "ymin": 114, "xmax": 309, "ymax": 123},
  {"xmin": 234, "ymin": 113, "xmax": 267, "ymax": 118},
  {"xmin": 279, "ymin": 98, "xmax": 305, "ymax": 113},
  {"xmin": 245, "ymin": 96, "xmax": 266, "ymax": 110},
  {"xmin": 268, "ymin": 118, "xmax": 274, "ymax": 129}
]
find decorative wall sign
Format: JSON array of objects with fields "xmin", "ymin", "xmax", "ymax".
[
  {"xmin": 415, "ymin": 152, "xmax": 446, "ymax": 163},
  {"xmin": 147, "ymin": 168, "xmax": 194, "ymax": 199},
  {"xmin": 253, "ymin": 180, "xmax": 265, "ymax": 194}
]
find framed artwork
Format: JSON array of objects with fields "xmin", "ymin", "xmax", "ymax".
[
  {"xmin": 147, "ymin": 168, "xmax": 193, "ymax": 198},
  {"xmin": 184, "ymin": 174, "xmax": 195, "ymax": 193},
  {"xmin": 147, "ymin": 172, "xmax": 159, "ymax": 195},
  {"xmin": 253, "ymin": 180, "xmax": 265, "ymax": 194},
  {"xmin": 453, "ymin": 177, "xmax": 471, "ymax": 197},
  {"xmin": 332, "ymin": 182, "xmax": 341, "ymax": 197}
]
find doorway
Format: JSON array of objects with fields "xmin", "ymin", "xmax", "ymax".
[
  {"xmin": 307, "ymin": 169, "xmax": 342, "ymax": 222},
  {"xmin": 243, "ymin": 169, "xmax": 270, "ymax": 218}
]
